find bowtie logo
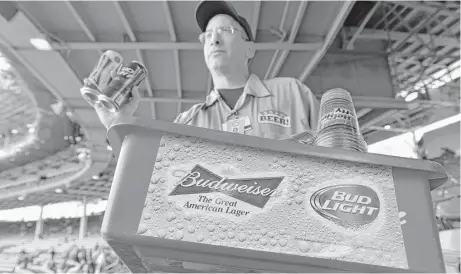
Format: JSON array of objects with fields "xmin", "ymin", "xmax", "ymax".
[{"xmin": 169, "ymin": 164, "xmax": 284, "ymax": 208}]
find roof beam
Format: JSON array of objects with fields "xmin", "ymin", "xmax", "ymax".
[
  {"xmin": 397, "ymin": 46, "xmax": 456, "ymax": 87},
  {"xmin": 264, "ymin": 1, "xmax": 290, "ymax": 79},
  {"xmin": 367, "ymin": 126, "xmax": 411, "ymax": 133},
  {"xmin": 299, "ymin": 1, "xmax": 355, "ymax": 82},
  {"xmin": 162, "ymin": 1, "xmax": 182, "ymax": 115},
  {"xmin": 390, "ymin": 7, "xmax": 443, "ymax": 53},
  {"xmin": 345, "ymin": 2, "xmax": 380, "ymax": 50},
  {"xmin": 345, "ymin": 27, "xmax": 459, "ymax": 48},
  {"xmin": 356, "ymin": 108, "xmax": 373, "ymax": 119},
  {"xmin": 0, "ymin": 8, "xmax": 105, "ymax": 144},
  {"xmin": 64, "ymin": 1, "xmax": 102, "ymax": 55},
  {"xmin": 113, "ymin": 1, "xmax": 156, "ymax": 119},
  {"xmin": 371, "ymin": 3, "xmax": 400, "ymax": 29},
  {"xmin": 140, "ymin": 93, "xmax": 442, "ymax": 109},
  {"xmin": 387, "ymin": 6, "xmax": 419, "ymax": 32},
  {"xmin": 66, "ymin": 188, "xmax": 109, "ymax": 198},
  {"xmin": 11, "ymin": 41, "xmax": 323, "ymax": 51},
  {"xmin": 0, "ymin": 35, "xmax": 66, "ymax": 105},
  {"xmin": 361, "ymin": 109, "xmax": 400, "ymax": 130},
  {"xmin": 3, "ymin": 7, "xmax": 83, "ymax": 92},
  {"xmin": 141, "ymin": 97, "xmax": 203, "ymax": 104},
  {"xmin": 268, "ymin": 1, "xmax": 308, "ymax": 79},
  {"xmin": 392, "ymin": 14, "xmax": 459, "ymax": 87},
  {"xmin": 388, "ymin": 1, "xmax": 458, "ymax": 17},
  {"xmin": 250, "ymin": 1, "xmax": 261, "ymax": 39}
]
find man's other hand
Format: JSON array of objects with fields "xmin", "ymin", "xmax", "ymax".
[{"xmin": 93, "ymin": 87, "xmax": 141, "ymax": 130}]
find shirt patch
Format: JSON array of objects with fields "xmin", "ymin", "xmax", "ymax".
[{"xmin": 258, "ymin": 110, "xmax": 291, "ymax": 128}]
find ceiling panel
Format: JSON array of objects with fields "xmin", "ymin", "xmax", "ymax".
[
  {"xmin": 300, "ymin": 1, "xmax": 344, "ymax": 36},
  {"xmin": 249, "ymin": 50, "xmax": 277, "ymax": 79},
  {"xmin": 117, "ymin": 1, "xmax": 170, "ymax": 33},
  {"xmin": 18, "ymin": 1, "xmax": 83, "ymax": 33},
  {"xmin": 145, "ymin": 50, "xmax": 177, "ymax": 91},
  {"xmin": 179, "ymin": 50, "xmax": 208, "ymax": 92},
  {"xmin": 169, "ymin": 1, "xmax": 204, "ymax": 42},
  {"xmin": 278, "ymin": 51, "xmax": 316, "ymax": 79},
  {"xmin": 155, "ymin": 102, "xmax": 179, "ymax": 122},
  {"xmin": 257, "ymin": 1, "xmax": 292, "ymax": 36},
  {"xmin": 70, "ymin": 1, "xmax": 125, "ymax": 40},
  {"xmin": 66, "ymin": 50, "xmax": 100, "ymax": 80}
]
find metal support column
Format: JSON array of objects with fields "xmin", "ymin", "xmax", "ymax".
[
  {"xmin": 79, "ymin": 196, "xmax": 88, "ymax": 239},
  {"xmin": 34, "ymin": 204, "xmax": 44, "ymax": 240}
]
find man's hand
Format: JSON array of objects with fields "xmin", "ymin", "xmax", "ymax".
[
  {"xmin": 92, "ymin": 87, "xmax": 141, "ymax": 130},
  {"xmin": 280, "ymin": 130, "xmax": 316, "ymax": 145}
]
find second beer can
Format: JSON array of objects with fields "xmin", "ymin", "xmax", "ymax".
[
  {"xmin": 98, "ymin": 61, "xmax": 147, "ymax": 112},
  {"xmin": 80, "ymin": 50, "xmax": 124, "ymax": 105}
]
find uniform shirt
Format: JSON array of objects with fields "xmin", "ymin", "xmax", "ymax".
[{"xmin": 174, "ymin": 73, "xmax": 320, "ymax": 140}]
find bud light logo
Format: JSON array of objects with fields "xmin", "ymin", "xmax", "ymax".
[{"xmin": 310, "ymin": 185, "xmax": 380, "ymax": 227}]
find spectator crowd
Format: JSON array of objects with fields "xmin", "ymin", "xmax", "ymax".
[{"xmin": 13, "ymin": 244, "xmax": 129, "ymax": 273}]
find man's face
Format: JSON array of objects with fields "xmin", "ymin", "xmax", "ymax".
[{"xmin": 203, "ymin": 14, "xmax": 253, "ymax": 73}]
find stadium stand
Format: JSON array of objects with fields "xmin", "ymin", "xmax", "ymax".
[{"xmin": 0, "ymin": 213, "xmax": 129, "ymax": 273}]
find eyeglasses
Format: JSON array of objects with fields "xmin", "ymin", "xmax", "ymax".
[{"xmin": 198, "ymin": 26, "xmax": 248, "ymax": 44}]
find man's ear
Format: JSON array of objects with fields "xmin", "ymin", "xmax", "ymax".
[{"xmin": 246, "ymin": 41, "xmax": 255, "ymax": 59}]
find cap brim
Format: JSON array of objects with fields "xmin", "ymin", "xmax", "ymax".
[{"xmin": 195, "ymin": 1, "xmax": 240, "ymax": 32}]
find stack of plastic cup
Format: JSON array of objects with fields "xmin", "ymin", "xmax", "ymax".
[{"xmin": 313, "ymin": 88, "xmax": 367, "ymax": 152}]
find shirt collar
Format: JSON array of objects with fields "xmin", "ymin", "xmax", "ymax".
[{"xmin": 203, "ymin": 74, "xmax": 271, "ymax": 108}]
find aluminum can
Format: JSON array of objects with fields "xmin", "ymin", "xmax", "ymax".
[
  {"xmin": 80, "ymin": 50, "xmax": 123, "ymax": 105},
  {"xmin": 98, "ymin": 61, "xmax": 147, "ymax": 112}
]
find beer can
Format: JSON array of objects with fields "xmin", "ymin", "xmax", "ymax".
[
  {"xmin": 80, "ymin": 50, "xmax": 123, "ymax": 105},
  {"xmin": 98, "ymin": 61, "xmax": 147, "ymax": 112}
]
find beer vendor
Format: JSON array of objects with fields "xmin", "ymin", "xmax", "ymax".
[{"xmin": 91, "ymin": 1, "xmax": 320, "ymax": 140}]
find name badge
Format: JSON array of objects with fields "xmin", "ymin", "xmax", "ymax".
[{"xmin": 222, "ymin": 116, "xmax": 251, "ymax": 134}]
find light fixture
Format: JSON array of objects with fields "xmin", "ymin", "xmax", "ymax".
[
  {"xmin": 55, "ymin": 188, "xmax": 63, "ymax": 193},
  {"xmin": 92, "ymin": 175, "xmax": 100, "ymax": 180},
  {"xmin": 29, "ymin": 37, "xmax": 52, "ymax": 51},
  {"xmin": 404, "ymin": 91, "xmax": 419, "ymax": 102},
  {"xmin": 0, "ymin": 54, "xmax": 11, "ymax": 71},
  {"xmin": 384, "ymin": 125, "xmax": 391, "ymax": 130},
  {"xmin": 11, "ymin": 129, "xmax": 18, "ymax": 134},
  {"xmin": 17, "ymin": 195, "xmax": 25, "ymax": 201},
  {"xmin": 106, "ymin": 145, "xmax": 113, "ymax": 151},
  {"xmin": 399, "ymin": 90, "xmax": 409, "ymax": 98}
]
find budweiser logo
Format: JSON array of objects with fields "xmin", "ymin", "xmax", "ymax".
[
  {"xmin": 169, "ymin": 165, "xmax": 284, "ymax": 208},
  {"xmin": 310, "ymin": 184, "xmax": 380, "ymax": 227}
]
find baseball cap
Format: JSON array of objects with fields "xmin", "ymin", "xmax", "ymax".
[{"xmin": 195, "ymin": 1, "xmax": 254, "ymax": 41}]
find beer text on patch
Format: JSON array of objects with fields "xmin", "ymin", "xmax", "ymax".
[{"xmin": 258, "ymin": 110, "xmax": 291, "ymax": 127}]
